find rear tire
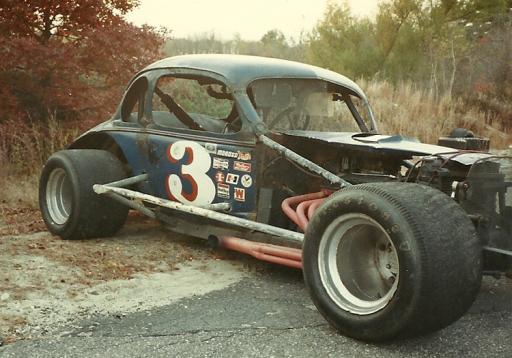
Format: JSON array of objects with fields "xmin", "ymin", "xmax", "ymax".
[
  {"xmin": 39, "ymin": 149, "xmax": 129, "ymax": 239},
  {"xmin": 303, "ymin": 182, "xmax": 482, "ymax": 341}
]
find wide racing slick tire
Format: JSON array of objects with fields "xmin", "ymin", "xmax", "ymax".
[
  {"xmin": 302, "ymin": 182, "xmax": 482, "ymax": 342},
  {"xmin": 39, "ymin": 149, "xmax": 129, "ymax": 240}
]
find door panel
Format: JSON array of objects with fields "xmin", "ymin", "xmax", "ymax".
[{"xmin": 109, "ymin": 131, "xmax": 256, "ymax": 214}]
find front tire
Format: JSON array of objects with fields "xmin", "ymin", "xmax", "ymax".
[
  {"xmin": 303, "ymin": 183, "xmax": 482, "ymax": 341},
  {"xmin": 39, "ymin": 149, "xmax": 129, "ymax": 239}
]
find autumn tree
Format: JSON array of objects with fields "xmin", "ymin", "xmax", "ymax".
[
  {"xmin": 307, "ymin": 0, "xmax": 511, "ymax": 90},
  {"xmin": 307, "ymin": 1, "xmax": 383, "ymax": 78},
  {"xmin": 0, "ymin": 0, "xmax": 165, "ymax": 126}
]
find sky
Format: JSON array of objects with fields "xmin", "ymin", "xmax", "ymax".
[{"xmin": 126, "ymin": 0, "xmax": 379, "ymax": 41}]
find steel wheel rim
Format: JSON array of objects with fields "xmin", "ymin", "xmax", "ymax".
[
  {"xmin": 46, "ymin": 168, "xmax": 73, "ymax": 225},
  {"xmin": 318, "ymin": 213, "xmax": 399, "ymax": 315}
]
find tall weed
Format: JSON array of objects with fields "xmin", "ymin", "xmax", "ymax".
[
  {"xmin": 361, "ymin": 79, "xmax": 510, "ymax": 148},
  {"xmin": 0, "ymin": 112, "xmax": 79, "ymax": 175}
]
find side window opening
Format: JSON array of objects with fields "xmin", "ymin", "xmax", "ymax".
[
  {"xmin": 151, "ymin": 75, "xmax": 240, "ymax": 134},
  {"xmin": 121, "ymin": 76, "xmax": 148, "ymax": 122}
]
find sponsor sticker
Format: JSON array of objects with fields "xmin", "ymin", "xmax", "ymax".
[
  {"xmin": 215, "ymin": 171, "xmax": 225, "ymax": 183},
  {"xmin": 217, "ymin": 183, "xmax": 230, "ymax": 199},
  {"xmin": 233, "ymin": 161, "xmax": 251, "ymax": 173},
  {"xmin": 212, "ymin": 157, "xmax": 229, "ymax": 170},
  {"xmin": 234, "ymin": 187, "xmax": 245, "ymax": 202},
  {"xmin": 241, "ymin": 174, "xmax": 253, "ymax": 188},
  {"xmin": 237, "ymin": 151, "xmax": 251, "ymax": 161},
  {"xmin": 217, "ymin": 149, "xmax": 238, "ymax": 159},
  {"xmin": 226, "ymin": 173, "xmax": 239, "ymax": 185},
  {"xmin": 204, "ymin": 143, "xmax": 217, "ymax": 154}
]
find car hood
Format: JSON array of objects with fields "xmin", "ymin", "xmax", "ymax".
[{"xmin": 279, "ymin": 130, "xmax": 492, "ymax": 165}]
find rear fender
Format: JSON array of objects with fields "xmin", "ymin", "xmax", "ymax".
[{"xmin": 68, "ymin": 132, "xmax": 130, "ymax": 170}]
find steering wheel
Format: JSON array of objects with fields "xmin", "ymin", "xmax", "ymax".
[{"xmin": 268, "ymin": 107, "xmax": 310, "ymax": 130}]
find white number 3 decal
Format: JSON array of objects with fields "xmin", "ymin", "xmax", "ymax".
[{"xmin": 166, "ymin": 140, "xmax": 215, "ymax": 206}]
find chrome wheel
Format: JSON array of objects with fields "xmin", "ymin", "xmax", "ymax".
[
  {"xmin": 318, "ymin": 213, "xmax": 399, "ymax": 315},
  {"xmin": 46, "ymin": 168, "xmax": 73, "ymax": 225}
]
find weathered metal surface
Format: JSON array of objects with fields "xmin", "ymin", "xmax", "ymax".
[
  {"xmin": 106, "ymin": 189, "xmax": 291, "ymax": 247},
  {"xmin": 104, "ymin": 191, "xmax": 156, "ymax": 219},
  {"xmin": 161, "ymin": 214, "xmax": 302, "ymax": 248},
  {"xmin": 136, "ymin": 54, "xmax": 368, "ymax": 99},
  {"xmin": 106, "ymin": 173, "xmax": 149, "ymax": 188},
  {"xmin": 93, "ymin": 184, "xmax": 304, "ymax": 244},
  {"xmin": 200, "ymin": 203, "xmax": 232, "ymax": 211},
  {"xmin": 483, "ymin": 246, "xmax": 512, "ymax": 257},
  {"xmin": 279, "ymin": 131, "xmax": 494, "ymax": 164},
  {"xmin": 105, "ymin": 132, "xmax": 257, "ymax": 213},
  {"xmin": 258, "ymin": 135, "xmax": 350, "ymax": 187}
]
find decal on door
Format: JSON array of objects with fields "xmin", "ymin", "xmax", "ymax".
[
  {"xmin": 215, "ymin": 171, "xmax": 225, "ymax": 183},
  {"xmin": 241, "ymin": 174, "xmax": 253, "ymax": 188},
  {"xmin": 212, "ymin": 157, "xmax": 229, "ymax": 170},
  {"xmin": 166, "ymin": 140, "xmax": 215, "ymax": 206},
  {"xmin": 226, "ymin": 173, "xmax": 239, "ymax": 185},
  {"xmin": 234, "ymin": 188, "xmax": 246, "ymax": 202},
  {"xmin": 217, "ymin": 183, "xmax": 230, "ymax": 199},
  {"xmin": 233, "ymin": 161, "xmax": 251, "ymax": 172}
]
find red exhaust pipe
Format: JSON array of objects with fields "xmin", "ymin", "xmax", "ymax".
[
  {"xmin": 218, "ymin": 236, "xmax": 303, "ymax": 269},
  {"xmin": 217, "ymin": 190, "xmax": 332, "ymax": 269}
]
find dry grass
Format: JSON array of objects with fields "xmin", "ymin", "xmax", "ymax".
[
  {"xmin": 361, "ymin": 79, "xmax": 511, "ymax": 148},
  {"xmin": 0, "ymin": 172, "xmax": 38, "ymax": 207},
  {"xmin": 0, "ymin": 114, "xmax": 79, "ymax": 234},
  {"xmin": 0, "ymin": 114, "xmax": 80, "ymax": 175},
  {"xmin": 0, "ymin": 171, "xmax": 43, "ymax": 235}
]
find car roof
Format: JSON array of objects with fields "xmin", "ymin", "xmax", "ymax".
[{"xmin": 140, "ymin": 54, "xmax": 367, "ymax": 99}]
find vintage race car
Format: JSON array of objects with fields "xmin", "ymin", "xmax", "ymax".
[{"xmin": 39, "ymin": 55, "xmax": 511, "ymax": 342}]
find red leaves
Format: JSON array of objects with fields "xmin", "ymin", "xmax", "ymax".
[
  {"xmin": 0, "ymin": 0, "xmax": 164, "ymax": 127},
  {"xmin": 0, "ymin": 205, "xmax": 46, "ymax": 236},
  {"xmin": 0, "ymin": 0, "xmax": 139, "ymax": 42}
]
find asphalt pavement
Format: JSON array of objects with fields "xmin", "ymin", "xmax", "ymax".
[{"xmin": 1, "ymin": 257, "xmax": 511, "ymax": 358}]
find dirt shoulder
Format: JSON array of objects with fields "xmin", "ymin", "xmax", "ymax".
[{"xmin": 0, "ymin": 212, "xmax": 247, "ymax": 345}]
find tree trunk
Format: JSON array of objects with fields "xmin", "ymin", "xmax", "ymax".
[{"xmin": 449, "ymin": 39, "xmax": 456, "ymax": 97}]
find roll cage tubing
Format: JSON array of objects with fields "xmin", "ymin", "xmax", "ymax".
[
  {"xmin": 233, "ymin": 91, "xmax": 351, "ymax": 188},
  {"xmin": 127, "ymin": 67, "xmax": 369, "ymax": 189}
]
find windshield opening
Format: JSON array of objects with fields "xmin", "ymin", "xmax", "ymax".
[{"xmin": 248, "ymin": 78, "xmax": 372, "ymax": 133}]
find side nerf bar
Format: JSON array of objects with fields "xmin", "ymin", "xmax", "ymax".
[{"xmin": 93, "ymin": 183, "xmax": 304, "ymax": 246}]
